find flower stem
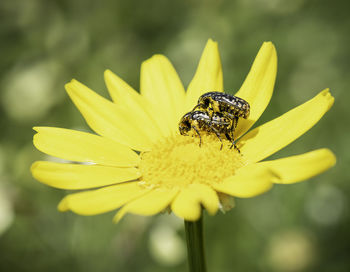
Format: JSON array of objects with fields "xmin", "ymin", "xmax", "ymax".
[{"xmin": 184, "ymin": 212, "xmax": 207, "ymax": 272}]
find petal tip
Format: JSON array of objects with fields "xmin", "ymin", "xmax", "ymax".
[
  {"xmin": 325, "ymin": 149, "xmax": 337, "ymax": 167},
  {"xmin": 70, "ymin": 79, "xmax": 86, "ymax": 91},
  {"xmin": 30, "ymin": 161, "xmax": 39, "ymax": 174},
  {"xmin": 32, "ymin": 126, "xmax": 40, "ymax": 132},
  {"xmin": 104, "ymin": 69, "xmax": 112, "ymax": 76},
  {"xmin": 186, "ymin": 213, "xmax": 201, "ymax": 222},
  {"xmin": 171, "ymin": 203, "xmax": 201, "ymax": 221},
  {"xmin": 32, "ymin": 130, "xmax": 42, "ymax": 147},
  {"xmin": 204, "ymin": 39, "xmax": 219, "ymax": 53},
  {"xmin": 143, "ymin": 54, "xmax": 168, "ymax": 66},
  {"xmin": 58, "ymin": 197, "xmax": 69, "ymax": 212},
  {"xmin": 104, "ymin": 69, "xmax": 116, "ymax": 85},
  {"xmin": 64, "ymin": 83, "xmax": 72, "ymax": 94},
  {"xmin": 259, "ymin": 41, "xmax": 277, "ymax": 60},
  {"xmin": 113, "ymin": 209, "xmax": 126, "ymax": 223},
  {"xmin": 320, "ymin": 88, "xmax": 334, "ymax": 110},
  {"xmin": 262, "ymin": 41, "xmax": 275, "ymax": 48},
  {"xmin": 206, "ymin": 38, "xmax": 218, "ymax": 46},
  {"xmin": 206, "ymin": 206, "xmax": 219, "ymax": 216},
  {"xmin": 66, "ymin": 78, "xmax": 78, "ymax": 86},
  {"xmin": 64, "ymin": 79, "xmax": 80, "ymax": 93},
  {"xmin": 104, "ymin": 69, "xmax": 117, "ymax": 84}
]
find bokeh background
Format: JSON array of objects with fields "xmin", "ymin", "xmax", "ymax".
[{"xmin": 0, "ymin": 0, "xmax": 349, "ymax": 271}]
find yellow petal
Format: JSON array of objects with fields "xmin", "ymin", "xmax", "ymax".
[
  {"xmin": 104, "ymin": 69, "xmax": 146, "ymax": 105},
  {"xmin": 259, "ymin": 149, "xmax": 336, "ymax": 184},
  {"xmin": 212, "ymin": 164, "xmax": 275, "ymax": 198},
  {"xmin": 234, "ymin": 42, "xmax": 277, "ymax": 138},
  {"xmin": 66, "ymin": 79, "xmax": 153, "ymax": 151},
  {"xmin": 31, "ymin": 161, "xmax": 141, "ymax": 190},
  {"xmin": 185, "ymin": 39, "xmax": 223, "ymax": 111},
  {"xmin": 140, "ymin": 55, "xmax": 186, "ymax": 135},
  {"xmin": 58, "ymin": 182, "xmax": 149, "ymax": 215},
  {"xmin": 104, "ymin": 70, "xmax": 164, "ymax": 139},
  {"xmin": 171, "ymin": 183, "xmax": 219, "ymax": 221},
  {"xmin": 113, "ymin": 188, "xmax": 179, "ymax": 222},
  {"xmin": 33, "ymin": 127, "xmax": 139, "ymax": 167},
  {"xmin": 240, "ymin": 89, "xmax": 334, "ymax": 163}
]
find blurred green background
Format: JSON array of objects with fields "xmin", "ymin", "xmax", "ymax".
[{"xmin": 0, "ymin": 0, "xmax": 349, "ymax": 271}]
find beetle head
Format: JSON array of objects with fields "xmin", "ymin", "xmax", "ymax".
[{"xmin": 179, "ymin": 113, "xmax": 192, "ymax": 135}]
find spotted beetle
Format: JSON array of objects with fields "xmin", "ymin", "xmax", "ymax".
[
  {"xmin": 179, "ymin": 110, "xmax": 236, "ymax": 150},
  {"xmin": 192, "ymin": 92, "xmax": 250, "ymax": 123}
]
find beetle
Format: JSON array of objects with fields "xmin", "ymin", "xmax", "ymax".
[
  {"xmin": 192, "ymin": 92, "xmax": 250, "ymax": 123},
  {"xmin": 179, "ymin": 110, "xmax": 236, "ymax": 150}
]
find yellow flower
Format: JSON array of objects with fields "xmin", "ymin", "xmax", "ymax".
[{"xmin": 31, "ymin": 40, "xmax": 336, "ymax": 222}]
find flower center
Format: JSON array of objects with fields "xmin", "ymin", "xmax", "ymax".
[{"xmin": 139, "ymin": 134, "xmax": 245, "ymax": 189}]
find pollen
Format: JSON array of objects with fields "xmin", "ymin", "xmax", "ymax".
[{"xmin": 138, "ymin": 134, "xmax": 246, "ymax": 189}]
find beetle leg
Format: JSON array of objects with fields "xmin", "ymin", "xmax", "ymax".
[
  {"xmin": 234, "ymin": 116, "xmax": 238, "ymax": 128},
  {"xmin": 229, "ymin": 130, "xmax": 240, "ymax": 153},
  {"xmin": 225, "ymin": 133, "xmax": 231, "ymax": 141},
  {"xmin": 191, "ymin": 125, "xmax": 202, "ymax": 147},
  {"xmin": 229, "ymin": 130, "xmax": 235, "ymax": 149},
  {"xmin": 192, "ymin": 103, "xmax": 203, "ymax": 112},
  {"xmin": 209, "ymin": 126, "xmax": 223, "ymax": 150}
]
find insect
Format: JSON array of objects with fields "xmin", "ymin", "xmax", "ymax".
[
  {"xmin": 179, "ymin": 110, "xmax": 234, "ymax": 150},
  {"xmin": 192, "ymin": 92, "xmax": 250, "ymax": 128}
]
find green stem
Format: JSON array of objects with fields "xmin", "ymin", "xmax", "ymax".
[{"xmin": 184, "ymin": 212, "xmax": 207, "ymax": 272}]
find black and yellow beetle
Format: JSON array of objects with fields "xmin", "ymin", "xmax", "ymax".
[
  {"xmin": 179, "ymin": 92, "xmax": 250, "ymax": 150},
  {"xmin": 193, "ymin": 92, "xmax": 250, "ymax": 127},
  {"xmin": 179, "ymin": 110, "xmax": 235, "ymax": 150}
]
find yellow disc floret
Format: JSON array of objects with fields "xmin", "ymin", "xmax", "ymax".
[{"xmin": 139, "ymin": 134, "xmax": 245, "ymax": 189}]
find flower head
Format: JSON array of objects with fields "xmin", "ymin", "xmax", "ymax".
[{"xmin": 31, "ymin": 40, "xmax": 336, "ymax": 222}]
